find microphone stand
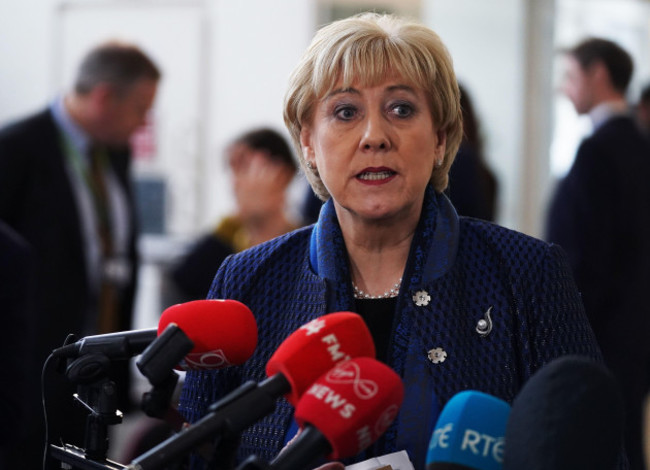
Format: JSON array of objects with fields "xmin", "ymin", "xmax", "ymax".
[
  {"xmin": 137, "ymin": 324, "xmax": 193, "ymax": 432},
  {"xmin": 50, "ymin": 325, "xmax": 199, "ymax": 470},
  {"xmin": 48, "ymin": 325, "xmax": 196, "ymax": 470},
  {"xmin": 48, "ymin": 353, "xmax": 126, "ymax": 469}
]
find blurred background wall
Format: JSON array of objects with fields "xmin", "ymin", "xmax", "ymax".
[{"xmin": 1, "ymin": 0, "xmax": 649, "ymax": 328}]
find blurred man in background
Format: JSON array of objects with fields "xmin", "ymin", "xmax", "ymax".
[
  {"xmin": 546, "ymin": 37, "xmax": 650, "ymax": 470},
  {"xmin": 636, "ymin": 83, "xmax": 650, "ymax": 136},
  {"xmin": 0, "ymin": 40, "xmax": 160, "ymax": 469},
  {"xmin": 0, "ymin": 221, "xmax": 36, "ymax": 466}
]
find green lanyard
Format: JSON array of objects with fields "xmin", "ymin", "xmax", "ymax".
[{"xmin": 59, "ymin": 131, "xmax": 111, "ymax": 212}]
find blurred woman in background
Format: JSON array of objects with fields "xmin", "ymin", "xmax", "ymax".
[
  {"xmin": 171, "ymin": 127, "xmax": 298, "ymax": 301},
  {"xmin": 446, "ymin": 83, "xmax": 498, "ymax": 221}
]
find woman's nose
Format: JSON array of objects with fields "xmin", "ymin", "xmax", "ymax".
[{"xmin": 359, "ymin": 112, "xmax": 391, "ymax": 152}]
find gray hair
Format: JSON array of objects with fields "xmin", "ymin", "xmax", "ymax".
[{"xmin": 74, "ymin": 40, "xmax": 161, "ymax": 96}]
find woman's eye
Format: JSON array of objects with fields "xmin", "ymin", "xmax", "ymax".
[
  {"xmin": 392, "ymin": 103, "xmax": 414, "ymax": 118},
  {"xmin": 335, "ymin": 106, "xmax": 357, "ymax": 120}
]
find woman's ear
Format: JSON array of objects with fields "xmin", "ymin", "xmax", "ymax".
[
  {"xmin": 300, "ymin": 126, "xmax": 314, "ymax": 161},
  {"xmin": 435, "ymin": 129, "xmax": 447, "ymax": 163}
]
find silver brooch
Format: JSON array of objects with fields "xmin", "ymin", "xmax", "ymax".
[
  {"xmin": 476, "ymin": 306, "xmax": 493, "ymax": 337},
  {"xmin": 427, "ymin": 347, "xmax": 447, "ymax": 364},
  {"xmin": 413, "ymin": 290, "xmax": 431, "ymax": 307}
]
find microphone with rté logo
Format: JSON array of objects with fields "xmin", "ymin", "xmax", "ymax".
[{"xmin": 426, "ymin": 390, "xmax": 510, "ymax": 470}]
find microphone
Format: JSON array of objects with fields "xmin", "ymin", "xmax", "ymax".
[
  {"xmin": 52, "ymin": 328, "xmax": 156, "ymax": 360},
  {"xmin": 156, "ymin": 299, "xmax": 257, "ymax": 371},
  {"xmin": 426, "ymin": 391, "xmax": 510, "ymax": 470},
  {"xmin": 502, "ymin": 355, "xmax": 624, "ymax": 470},
  {"xmin": 135, "ymin": 299, "xmax": 257, "ymax": 425},
  {"xmin": 127, "ymin": 311, "xmax": 376, "ymax": 470},
  {"xmin": 52, "ymin": 299, "xmax": 257, "ymax": 367},
  {"xmin": 265, "ymin": 311, "xmax": 376, "ymax": 405},
  {"xmin": 241, "ymin": 356, "xmax": 404, "ymax": 470}
]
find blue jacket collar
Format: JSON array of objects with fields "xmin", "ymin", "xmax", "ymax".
[{"xmin": 309, "ymin": 185, "xmax": 459, "ymax": 286}]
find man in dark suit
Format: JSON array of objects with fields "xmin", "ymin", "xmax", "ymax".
[
  {"xmin": 546, "ymin": 38, "xmax": 650, "ymax": 470},
  {"xmin": 0, "ymin": 41, "xmax": 160, "ymax": 469},
  {"xmin": 0, "ymin": 221, "xmax": 36, "ymax": 463}
]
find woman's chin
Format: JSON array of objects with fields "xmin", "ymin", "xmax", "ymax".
[{"xmin": 352, "ymin": 205, "xmax": 409, "ymax": 224}]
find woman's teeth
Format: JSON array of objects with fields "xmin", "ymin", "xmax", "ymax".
[{"xmin": 358, "ymin": 171, "xmax": 393, "ymax": 180}]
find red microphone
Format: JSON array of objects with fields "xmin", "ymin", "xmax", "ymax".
[
  {"xmin": 266, "ymin": 311, "xmax": 376, "ymax": 405},
  {"xmin": 134, "ymin": 299, "xmax": 257, "ymax": 427},
  {"xmin": 158, "ymin": 299, "xmax": 258, "ymax": 370},
  {"xmin": 127, "ymin": 312, "xmax": 375, "ymax": 470},
  {"xmin": 52, "ymin": 299, "xmax": 257, "ymax": 370},
  {"xmin": 136, "ymin": 299, "xmax": 258, "ymax": 384},
  {"xmin": 264, "ymin": 357, "xmax": 404, "ymax": 470}
]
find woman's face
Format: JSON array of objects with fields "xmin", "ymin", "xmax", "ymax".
[{"xmin": 300, "ymin": 76, "xmax": 446, "ymax": 224}]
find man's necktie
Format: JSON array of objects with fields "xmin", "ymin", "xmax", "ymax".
[{"xmin": 88, "ymin": 144, "xmax": 119, "ymax": 334}]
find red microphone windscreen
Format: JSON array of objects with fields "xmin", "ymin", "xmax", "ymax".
[
  {"xmin": 265, "ymin": 312, "xmax": 375, "ymax": 405},
  {"xmin": 294, "ymin": 357, "xmax": 404, "ymax": 460},
  {"xmin": 158, "ymin": 299, "xmax": 257, "ymax": 370}
]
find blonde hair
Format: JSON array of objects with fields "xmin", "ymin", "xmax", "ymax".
[{"xmin": 283, "ymin": 12, "xmax": 463, "ymax": 200}]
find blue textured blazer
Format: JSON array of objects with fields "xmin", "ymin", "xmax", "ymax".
[{"xmin": 179, "ymin": 186, "xmax": 604, "ymax": 469}]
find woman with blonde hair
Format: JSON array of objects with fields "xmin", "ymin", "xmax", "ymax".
[{"xmin": 179, "ymin": 13, "xmax": 608, "ymax": 469}]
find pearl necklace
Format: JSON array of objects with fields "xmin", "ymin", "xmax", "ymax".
[{"xmin": 352, "ymin": 278, "xmax": 402, "ymax": 299}]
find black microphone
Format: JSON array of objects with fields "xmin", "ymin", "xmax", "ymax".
[
  {"xmin": 52, "ymin": 328, "xmax": 156, "ymax": 360},
  {"xmin": 52, "ymin": 299, "xmax": 258, "ymax": 365},
  {"xmin": 503, "ymin": 355, "xmax": 625, "ymax": 470}
]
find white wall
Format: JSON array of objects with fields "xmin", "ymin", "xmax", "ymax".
[{"xmin": 0, "ymin": 0, "xmax": 57, "ymax": 121}]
